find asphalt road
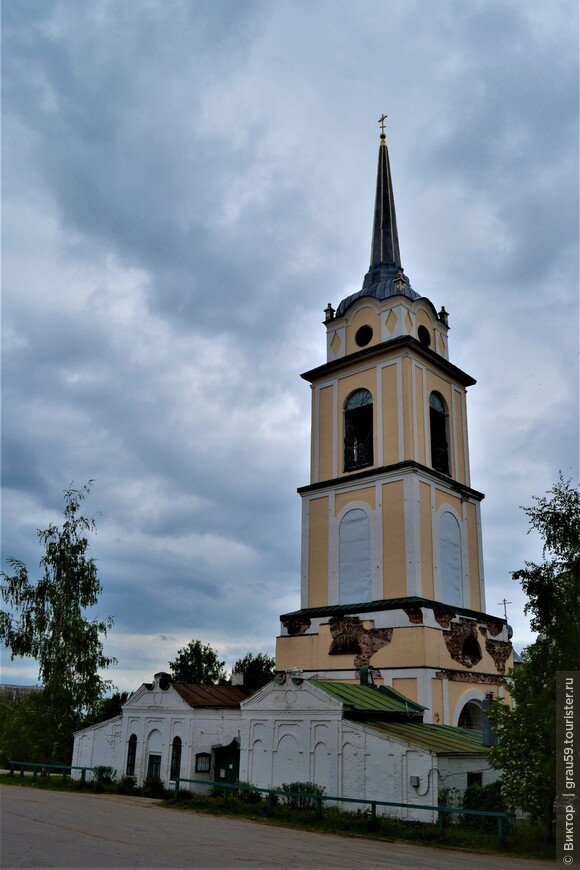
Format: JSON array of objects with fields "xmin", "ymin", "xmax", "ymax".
[{"xmin": 1, "ymin": 786, "xmax": 549, "ymax": 869}]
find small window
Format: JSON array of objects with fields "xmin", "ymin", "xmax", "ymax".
[
  {"xmin": 429, "ymin": 391, "xmax": 450, "ymax": 475},
  {"xmin": 344, "ymin": 389, "xmax": 373, "ymax": 471},
  {"xmin": 126, "ymin": 734, "xmax": 137, "ymax": 777},
  {"xmin": 195, "ymin": 752, "xmax": 211, "ymax": 773},
  {"xmin": 355, "ymin": 325, "xmax": 373, "ymax": 347},
  {"xmin": 418, "ymin": 325, "xmax": 431, "ymax": 347},
  {"xmin": 170, "ymin": 736, "xmax": 182, "ymax": 781},
  {"xmin": 467, "ymin": 771, "xmax": 483, "ymax": 788}
]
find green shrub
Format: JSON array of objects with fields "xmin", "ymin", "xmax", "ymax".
[
  {"xmin": 462, "ymin": 780, "xmax": 507, "ymax": 831},
  {"xmin": 94, "ymin": 766, "xmax": 116, "ymax": 785},
  {"xmin": 280, "ymin": 781, "xmax": 325, "ymax": 811},
  {"xmin": 141, "ymin": 776, "xmax": 170, "ymax": 799},
  {"xmin": 116, "ymin": 774, "xmax": 138, "ymax": 795},
  {"xmin": 438, "ymin": 785, "xmax": 461, "ymax": 829},
  {"xmin": 234, "ymin": 780, "xmax": 262, "ymax": 804}
]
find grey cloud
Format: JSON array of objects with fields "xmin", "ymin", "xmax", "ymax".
[{"xmin": 2, "ymin": 0, "xmax": 577, "ymax": 689}]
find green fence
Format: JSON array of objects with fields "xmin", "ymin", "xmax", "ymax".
[
  {"xmin": 8, "ymin": 760, "xmax": 95, "ymax": 784},
  {"xmin": 173, "ymin": 776, "xmax": 514, "ymax": 841},
  {"xmin": 7, "ymin": 761, "xmax": 513, "ymax": 841}
]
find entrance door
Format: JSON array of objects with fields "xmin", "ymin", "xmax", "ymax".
[
  {"xmin": 213, "ymin": 739, "xmax": 240, "ymax": 784},
  {"xmin": 147, "ymin": 754, "xmax": 161, "ymax": 780}
]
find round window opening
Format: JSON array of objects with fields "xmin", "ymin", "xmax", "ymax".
[
  {"xmin": 355, "ymin": 325, "xmax": 373, "ymax": 347},
  {"xmin": 418, "ymin": 325, "xmax": 431, "ymax": 347}
]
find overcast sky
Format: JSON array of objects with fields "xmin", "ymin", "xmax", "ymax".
[{"xmin": 2, "ymin": 0, "xmax": 578, "ymax": 692}]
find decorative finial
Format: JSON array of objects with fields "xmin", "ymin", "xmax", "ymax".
[
  {"xmin": 378, "ymin": 113, "xmax": 387, "ymax": 140},
  {"xmin": 438, "ymin": 305, "xmax": 449, "ymax": 327},
  {"xmin": 394, "ymin": 271, "xmax": 406, "ymax": 291}
]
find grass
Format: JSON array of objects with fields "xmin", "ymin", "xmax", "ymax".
[{"xmin": 0, "ymin": 773, "xmax": 554, "ymax": 861}]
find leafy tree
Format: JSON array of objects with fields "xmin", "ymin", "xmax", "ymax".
[
  {"xmin": 488, "ymin": 475, "xmax": 580, "ymax": 833},
  {"xmin": 0, "ymin": 691, "xmax": 77, "ymax": 766},
  {"xmin": 232, "ymin": 652, "xmax": 275, "ymax": 691},
  {"xmin": 168, "ymin": 639, "xmax": 226, "ymax": 684},
  {"xmin": 511, "ymin": 473, "xmax": 580, "ymax": 669},
  {"xmin": 0, "ymin": 482, "xmax": 116, "ymax": 723},
  {"xmin": 90, "ymin": 691, "xmax": 130, "ymax": 725}
]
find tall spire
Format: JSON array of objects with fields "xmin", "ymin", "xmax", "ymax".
[
  {"xmin": 335, "ymin": 118, "xmax": 418, "ymax": 317},
  {"xmin": 370, "ymin": 115, "xmax": 401, "ymax": 268}
]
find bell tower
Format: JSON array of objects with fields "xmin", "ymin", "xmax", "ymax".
[{"xmin": 276, "ymin": 120, "xmax": 512, "ymax": 727}]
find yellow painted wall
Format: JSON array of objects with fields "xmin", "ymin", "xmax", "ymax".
[
  {"xmin": 382, "ymin": 480, "xmax": 406, "ymax": 597},
  {"xmin": 276, "ymin": 631, "xmax": 327, "ymax": 671},
  {"xmin": 364, "ymin": 625, "xmax": 503, "ymax": 675},
  {"xmin": 392, "ymin": 678, "xmax": 418, "ymax": 703},
  {"xmin": 466, "ymin": 501, "xmax": 482, "ymax": 610},
  {"xmin": 278, "ymin": 622, "xmax": 511, "ymax": 677},
  {"xmin": 335, "ymin": 486, "xmax": 375, "ymax": 516},
  {"xmin": 344, "ymin": 305, "xmax": 381, "ymax": 357},
  {"xmin": 453, "ymin": 391, "xmax": 466, "ymax": 483},
  {"xmin": 419, "ymin": 481, "xmax": 434, "ymax": 599},
  {"xmin": 382, "ymin": 363, "xmax": 399, "ymax": 465},
  {"xmin": 401, "ymin": 357, "xmax": 413, "ymax": 460},
  {"xmin": 317, "ymin": 385, "xmax": 334, "ymax": 483},
  {"xmin": 307, "ymin": 497, "xmax": 329, "ymax": 607},
  {"xmin": 435, "ymin": 489, "xmax": 462, "ymax": 515},
  {"xmin": 414, "ymin": 365, "xmax": 426, "ymax": 465},
  {"xmin": 431, "ymin": 677, "xmax": 444, "ymax": 722}
]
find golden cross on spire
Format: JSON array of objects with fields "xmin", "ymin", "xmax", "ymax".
[{"xmin": 378, "ymin": 114, "xmax": 388, "ymax": 136}]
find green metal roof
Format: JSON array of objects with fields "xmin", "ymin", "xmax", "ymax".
[
  {"xmin": 363, "ymin": 720, "xmax": 486, "ymax": 754},
  {"xmin": 312, "ymin": 680, "xmax": 425, "ymax": 716}
]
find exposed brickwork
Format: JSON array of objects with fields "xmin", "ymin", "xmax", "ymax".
[
  {"xmin": 485, "ymin": 639, "xmax": 512, "ymax": 674},
  {"xmin": 435, "ymin": 669, "xmax": 501, "ymax": 685},
  {"xmin": 442, "ymin": 620, "xmax": 483, "ymax": 668},
  {"xmin": 403, "ymin": 607, "xmax": 423, "ymax": 625},
  {"xmin": 282, "ymin": 617, "xmax": 311, "ymax": 636},
  {"xmin": 434, "ymin": 609, "xmax": 455, "ymax": 628},
  {"xmin": 328, "ymin": 617, "xmax": 392, "ymax": 667},
  {"xmin": 485, "ymin": 621, "xmax": 503, "ymax": 638}
]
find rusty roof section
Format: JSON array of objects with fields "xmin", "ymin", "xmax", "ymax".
[{"xmin": 172, "ymin": 683, "xmax": 251, "ymax": 708}]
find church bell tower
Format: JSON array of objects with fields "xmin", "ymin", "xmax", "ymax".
[{"xmin": 276, "ymin": 119, "xmax": 512, "ymax": 728}]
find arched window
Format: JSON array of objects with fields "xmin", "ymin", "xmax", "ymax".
[
  {"xmin": 126, "ymin": 734, "xmax": 137, "ymax": 776},
  {"xmin": 429, "ymin": 392, "xmax": 450, "ymax": 475},
  {"xmin": 329, "ymin": 633, "xmax": 361, "ymax": 655},
  {"xmin": 170, "ymin": 736, "xmax": 182, "ymax": 781},
  {"xmin": 339, "ymin": 508, "xmax": 371, "ymax": 603},
  {"xmin": 344, "ymin": 389, "xmax": 373, "ymax": 471},
  {"xmin": 458, "ymin": 700, "xmax": 483, "ymax": 731},
  {"xmin": 440, "ymin": 511, "xmax": 463, "ymax": 606}
]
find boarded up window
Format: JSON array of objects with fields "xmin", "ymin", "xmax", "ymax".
[
  {"xmin": 339, "ymin": 508, "xmax": 371, "ymax": 603},
  {"xmin": 440, "ymin": 511, "xmax": 463, "ymax": 606}
]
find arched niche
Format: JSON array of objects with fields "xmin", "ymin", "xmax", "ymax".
[{"xmin": 339, "ymin": 508, "xmax": 371, "ymax": 604}]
